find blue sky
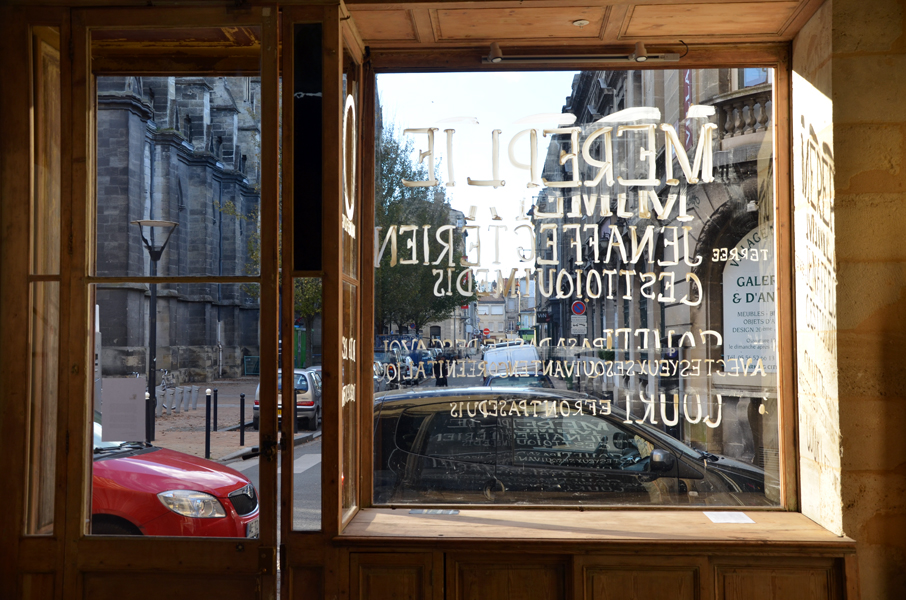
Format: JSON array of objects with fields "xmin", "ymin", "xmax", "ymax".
[{"xmin": 378, "ymin": 71, "xmax": 579, "ymax": 272}]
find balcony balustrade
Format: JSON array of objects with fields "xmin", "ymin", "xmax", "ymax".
[{"xmin": 710, "ymin": 84, "xmax": 772, "ymax": 151}]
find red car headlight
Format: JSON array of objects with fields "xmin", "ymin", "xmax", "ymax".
[{"xmin": 157, "ymin": 490, "xmax": 226, "ymax": 518}]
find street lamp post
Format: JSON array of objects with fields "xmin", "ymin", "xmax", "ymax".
[{"xmin": 132, "ymin": 220, "xmax": 178, "ymax": 444}]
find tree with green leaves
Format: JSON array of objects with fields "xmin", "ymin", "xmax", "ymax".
[
  {"xmin": 294, "ymin": 278, "xmax": 322, "ymax": 367},
  {"xmin": 374, "ymin": 124, "xmax": 476, "ymax": 338}
]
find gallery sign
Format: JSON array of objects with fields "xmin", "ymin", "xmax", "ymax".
[{"xmin": 722, "ymin": 226, "xmax": 777, "ymax": 374}]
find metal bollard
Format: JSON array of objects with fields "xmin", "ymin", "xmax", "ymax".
[
  {"xmin": 239, "ymin": 393, "xmax": 245, "ymax": 447},
  {"xmin": 204, "ymin": 388, "xmax": 212, "ymax": 459},
  {"xmin": 293, "ymin": 389, "xmax": 299, "ymax": 434},
  {"xmin": 213, "ymin": 388, "xmax": 219, "ymax": 432}
]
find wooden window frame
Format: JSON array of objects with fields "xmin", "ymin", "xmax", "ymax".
[{"xmin": 356, "ymin": 44, "xmax": 798, "ymax": 515}]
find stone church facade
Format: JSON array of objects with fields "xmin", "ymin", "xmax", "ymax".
[{"xmin": 95, "ymin": 76, "xmax": 261, "ymax": 383}]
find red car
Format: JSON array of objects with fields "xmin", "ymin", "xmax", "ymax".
[{"xmin": 92, "ymin": 423, "xmax": 259, "ymax": 537}]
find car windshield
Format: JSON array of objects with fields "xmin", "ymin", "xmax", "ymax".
[
  {"xmin": 92, "ymin": 422, "xmax": 147, "ymax": 452},
  {"xmin": 93, "ymin": 423, "xmax": 123, "ymax": 449},
  {"xmin": 487, "ymin": 375, "xmax": 552, "ymax": 388}
]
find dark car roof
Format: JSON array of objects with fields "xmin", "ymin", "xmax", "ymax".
[{"xmin": 371, "ymin": 387, "xmax": 770, "ymax": 482}]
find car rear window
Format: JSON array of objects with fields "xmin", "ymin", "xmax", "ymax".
[
  {"xmin": 278, "ymin": 374, "xmax": 308, "ymax": 392},
  {"xmin": 396, "ymin": 404, "xmax": 498, "ymax": 465}
]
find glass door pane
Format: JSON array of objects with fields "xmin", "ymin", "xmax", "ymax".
[
  {"xmin": 26, "ymin": 26, "xmax": 62, "ymax": 535},
  {"xmin": 341, "ymin": 44, "xmax": 361, "ymax": 520},
  {"xmin": 89, "ymin": 30, "xmax": 269, "ymax": 537}
]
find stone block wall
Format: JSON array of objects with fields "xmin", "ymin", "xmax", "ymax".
[
  {"xmin": 95, "ymin": 76, "xmax": 261, "ymax": 383},
  {"xmin": 794, "ymin": 0, "xmax": 906, "ymax": 596},
  {"xmin": 833, "ymin": 0, "xmax": 906, "ymax": 595}
]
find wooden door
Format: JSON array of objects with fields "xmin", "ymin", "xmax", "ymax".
[
  {"xmin": 277, "ymin": 4, "xmax": 368, "ymax": 598},
  {"xmin": 62, "ymin": 6, "xmax": 281, "ymax": 599}
]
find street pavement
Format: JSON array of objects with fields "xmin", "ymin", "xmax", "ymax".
[{"xmin": 224, "ymin": 436, "xmax": 322, "ymax": 531}]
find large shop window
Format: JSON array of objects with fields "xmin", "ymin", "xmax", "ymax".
[{"xmin": 373, "ymin": 69, "xmax": 780, "ymax": 507}]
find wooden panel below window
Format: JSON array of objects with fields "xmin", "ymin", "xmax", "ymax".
[
  {"xmin": 350, "ymin": 552, "xmax": 436, "ymax": 600},
  {"xmin": 292, "ymin": 566, "xmax": 323, "ymax": 600},
  {"xmin": 82, "ymin": 573, "xmax": 258, "ymax": 600},
  {"xmin": 586, "ymin": 566, "xmax": 697, "ymax": 600},
  {"xmin": 18, "ymin": 573, "xmax": 54, "ymax": 600},
  {"xmin": 718, "ymin": 566, "xmax": 837, "ymax": 600},
  {"xmin": 450, "ymin": 557, "xmax": 566, "ymax": 600}
]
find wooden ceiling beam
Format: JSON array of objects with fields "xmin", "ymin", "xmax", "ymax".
[{"xmin": 348, "ymin": 0, "xmax": 826, "ymax": 49}]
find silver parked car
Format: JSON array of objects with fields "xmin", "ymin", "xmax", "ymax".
[{"xmin": 253, "ymin": 368, "xmax": 322, "ymax": 431}]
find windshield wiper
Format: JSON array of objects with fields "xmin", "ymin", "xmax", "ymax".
[
  {"xmin": 94, "ymin": 442, "xmax": 150, "ymax": 454},
  {"xmin": 697, "ymin": 449, "xmax": 721, "ymax": 461}
]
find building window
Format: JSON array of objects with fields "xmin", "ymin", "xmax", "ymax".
[{"xmin": 740, "ymin": 67, "xmax": 769, "ymax": 88}]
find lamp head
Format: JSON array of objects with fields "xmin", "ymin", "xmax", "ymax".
[
  {"xmin": 488, "ymin": 42, "xmax": 503, "ymax": 64},
  {"xmin": 632, "ymin": 41, "xmax": 648, "ymax": 62},
  {"xmin": 131, "ymin": 219, "xmax": 179, "ymax": 259}
]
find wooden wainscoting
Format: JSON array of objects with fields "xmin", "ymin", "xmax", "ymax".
[
  {"xmin": 341, "ymin": 548, "xmax": 848, "ymax": 600},
  {"xmin": 349, "ymin": 552, "xmax": 442, "ymax": 600},
  {"xmin": 578, "ymin": 556, "xmax": 706, "ymax": 600},
  {"xmin": 338, "ymin": 509, "xmax": 854, "ymax": 600},
  {"xmin": 716, "ymin": 557, "xmax": 842, "ymax": 600},
  {"xmin": 448, "ymin": 554, "xmax": 568, "ymax": 600}
]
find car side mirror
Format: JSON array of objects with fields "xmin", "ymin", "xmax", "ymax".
[{"xmin": 650, "ymin": 449, "xmax": 675, "ymax": 472}]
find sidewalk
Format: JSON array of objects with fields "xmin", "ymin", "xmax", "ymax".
[{"xmin": 152, "ymin": 377, "xmax": 260, "ymax": 461}]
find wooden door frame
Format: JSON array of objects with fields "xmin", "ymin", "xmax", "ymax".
[
  {"xmin": 0, "ymin": 6, "xmax": 72, "ymax": 599},
  {"xmin": 61, "ymin": 6, "xmax": 281, "ymax": 600},
  {"xmin": 277, "ymin": 5, "xmax": 366, "ymax": 598}
]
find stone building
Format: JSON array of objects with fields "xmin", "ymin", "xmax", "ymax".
[
  {"xmin": 95, "ymin": 76, "xmax": 261, "ymax": 383},
  {"xmin": 533, "ymin": 67, "xmax": 778, "ymax": 468}
]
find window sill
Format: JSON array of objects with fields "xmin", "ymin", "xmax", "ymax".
[{"xmin": 339, "ymin": 508, "xmax": 855, "ymax": 552}]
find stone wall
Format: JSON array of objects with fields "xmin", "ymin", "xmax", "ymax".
[
  {"xmin": 795, "ymin": 0, "xmax": 906, "ymax": 596},
  {"xmin": 95, "ymin": 76, "xmax": 261, "ymax": 384},
  {"xmin": 834, "ymin": 0, "xmax": 906, "ymax": 595}
]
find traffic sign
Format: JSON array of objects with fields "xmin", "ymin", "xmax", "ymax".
[
  {"xmin": 571, "ymin": 300, "xmax": 587, "ymax": 316},
  {"xmin": 570, "ymin": 315, "xmax": 588, "ymax": 335},
  {"xmin": 483, "ymin": 328, "xmax": 490, "ymax": 335}
]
